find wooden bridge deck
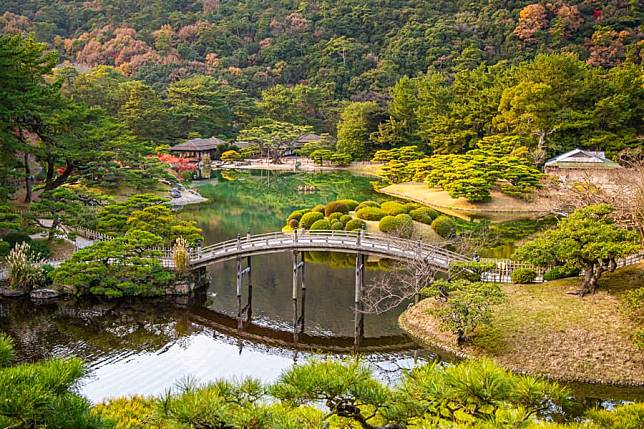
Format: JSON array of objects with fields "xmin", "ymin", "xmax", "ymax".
[{"xmin": 180, "ymin": 230, "xmax": 470, "ymax": 270}]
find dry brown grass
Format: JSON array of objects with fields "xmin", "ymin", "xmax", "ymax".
[
  {"xmin": 380, "ymin": 183, "xmax": 553, "ymax": 222},
  {"xmin": 400, "ymin": 263, "xmax": 644, "ymax": 385}
]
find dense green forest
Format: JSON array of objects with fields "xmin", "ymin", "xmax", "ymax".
[{"xmin": 0, "ymin": 1, "xmax": 642, "ymax": 201}]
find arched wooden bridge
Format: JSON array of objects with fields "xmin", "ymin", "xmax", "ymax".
[{"xmin": 178, "ymin": 230, "xmax": 470, "ymax": 271}]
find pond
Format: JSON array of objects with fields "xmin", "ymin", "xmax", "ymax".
[{"xmin": 0, "ymin": 169, "xmax": 641, "ymax": 408}]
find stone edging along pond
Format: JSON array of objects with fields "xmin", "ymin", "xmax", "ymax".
[{"xmin": 399, "ymin": 299, "xmax": 644, "ymax": 388}]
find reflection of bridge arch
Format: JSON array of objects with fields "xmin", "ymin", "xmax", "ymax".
[
  {"xmin": 188, "ymin": 306, "xmax": 419, "ymax": 354},
  {"xmin": 187, "ymin": 230, "xmax": 469, "ymax": 271}
]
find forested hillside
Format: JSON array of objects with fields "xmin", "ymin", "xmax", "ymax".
[
  {"xmin": 1, "ymin": 1, "xmax": 641, "ymax": 97},
  {"xmin": 1, "ymin": 1, "xmax": 642, "ymax": 200}
]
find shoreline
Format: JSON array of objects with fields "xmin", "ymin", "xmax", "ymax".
[
  {"xmin": 399, "ymin": 264, "xmax": 644, "ymax": 388},
  {"xmin": 217, "ymin": 158, "xmax": 382, "ymax": 177}
]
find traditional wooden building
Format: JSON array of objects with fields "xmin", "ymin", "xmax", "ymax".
[
  {"xmin": 544, "ymin": 148, "xmax": 621, "ymax": 184},
  {"xmin": 169, "ymin": 137, "xmax": 226, "ymax": 160}
]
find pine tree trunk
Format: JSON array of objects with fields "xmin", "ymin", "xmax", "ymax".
[{"xmin": 23, "ymin": 151, "xmax": 32, "ymax": 203}]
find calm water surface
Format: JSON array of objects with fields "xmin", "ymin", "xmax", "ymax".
[{"xmin": 1, "ymin": 170, "xmax": 641, "ymax": 407}]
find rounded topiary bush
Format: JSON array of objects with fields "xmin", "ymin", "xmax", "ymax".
[
  {"xmin": 511, "ymin": 268, "xmax": 537, "ymax": 284},
  {"xmin": 288, "ymin": 219, "xmax": 299, "ymax": 229},
  {"xmin": 378, "ymin": 215, "xmax": 396, "ymax": 232},
  {"xmin": 324, "ymin": 201, "xmax": 349, "ymax": 217},
  {"xmin": 331, "ymin": 221, "xmax": 344, "ymax": 230},
  {"xmin": 339, "ymin": 215, "xmax": 353, "ymax": 225},
  {"xmin": 356, "ymin": 207, "xmax": 387, "ymax": 221},
  {"xmin": 355, "ymin": 200, "xmax": 379, "ymax": 210},
  {"xmin": 335, "ymin": 199, "xmax": 359, "ymax": 211},
  {"xmin": 403, "ymin": 202, "xmax": 421, "ymax": 212},
  {"xmin": 300, "ymin": 211, "xmax": 325, "ymax": 229},
  {"xmin": 3, "ymin": 231, "xmax": 31, "ymax": 247},
  {"xmin": 380, "ymin": 201, "xmax": 408, "ymax": 216},
  {"xmin": 543, "ymin": 266, "xmax": 580, "ymax": 281},
  {"xmin": 409, "ymin": 207, "xmax": 438, "ymax": 225},
  {"xmin": 287, "ymin": 209, "xmax": 308, "ymax": 222},
  {"xmin": 312, "ymin": 204, "xmax": 325, "ymax": 214},
  {"xmin": 310, "ymin": 219, "xmax": 332, "ymax": 231},
  {"xmin": 432, "ymin": 215, "xmax": 455, "ymax": 238},
  {"xmin": 379, "ymin": 214, "xmax": 413, "ymax": 238},
  {"xmin": 329, "ymin": 212, "xmax": 343, "ymax": 222},
  {"xmin": 345, "ymin": 218, "xmax": 366, "ymax": 231}
]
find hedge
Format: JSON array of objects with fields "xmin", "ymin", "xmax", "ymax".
[
  {"xmin": 3, "ymin": 231, "xmax": 31, "ymax": 247},
  {"xmin": 511, "ymin": 268, "xmax": 537, "ymax": 284},
  {"xmin": 543, "ymin": 266, "xmax": 581, "ymax": 281},
  {"xmin": 300, "ymin": 211, "xmax": 325, "ymax": 229},
  {"xmin": 380, "ymin": 201, "xmax": 408, "ymax": 216},
  {"xmin": 432, "ymin": 215, "xmax": 456, "ymax": 238},
  {"xmin": 324, "ymin": 201, "xmax": 349, "ymax": 217},
  {"xmin": 403, "ymin": 202, "xmax": 421, "ymax": 212},
  {"xmin": 27, "ymin": 241, "xmax": 52, "ymax": 259},
  {"xmin": 355, "ymin": 200, "xmax": 379, "ymax": 210},
  {"xmin": 310, "ymin": 219, "xmax": 332, "ymax": 231},
  {"xmin": 356, "ymin": 207, "xmax": 387, "ymax": 221},
  {"xmin": 335, "ymin": 199, "xmax": 359, "ymax": 211},
  {"xmin": 345, "ymin": 219, "xmax": 366, "ymax": 231},
  {"xmin": 0, "ymin": 240, "xmax": 9, "ymax": 257}
]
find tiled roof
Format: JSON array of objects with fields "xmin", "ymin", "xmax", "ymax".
[
  {"xmin": 545, "ymin": 148, "xmax": 621, "ymax": 169},
  {"xmin": 170, "ymin": 137, "xmax": 227, "ymax": 151}
]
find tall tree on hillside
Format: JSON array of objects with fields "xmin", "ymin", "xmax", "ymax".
[
  {"xmin": 0, "ymin": 34, "xmax": 57, "ymax": 202},
  {"xmin": 336, "ymin": 101, "xmax": 384, "ymax": 160},
  {"xmin": 167, "ymin": 75, "xmax": 233, "ymax": 139},
  {"xmin": 494, "ymin": 54, "xmax": 592, "ymax": 161},
  {"xmin": 257, "ymin": 84, "xmax": 328, "ymax": 129}
]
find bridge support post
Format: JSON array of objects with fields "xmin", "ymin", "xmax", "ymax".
[
  {"xmin": 236, "ymin": 256, "xmax": 252, "ymax": 330},
  {"xmin": 354, "ymin": 253, "xmax": 365, "ymax": 347},
  {"xmin": 292, "ymin": 251, "xmax": 306, "ymax": 341}
]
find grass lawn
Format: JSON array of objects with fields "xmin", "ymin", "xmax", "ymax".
[
  {"xmin": 400, "ymin": 263, "xmax": 644, "ymax": 385},
  {"xmin": 380, "ymin": 182, "xmax": 553, "ymax": 222}
]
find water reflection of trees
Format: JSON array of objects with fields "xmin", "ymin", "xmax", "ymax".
[
  {"xmin": 0, "ymin": 296, "xmax": 204, "ymax": 362},
  {"xmin": 180, "ymin": 170, "xmax": 384, "ymax": 242}
]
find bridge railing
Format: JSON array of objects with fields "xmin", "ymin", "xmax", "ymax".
[{"xmin": 194, "ymin": 230, "xmax": 469, "ymax": 266}]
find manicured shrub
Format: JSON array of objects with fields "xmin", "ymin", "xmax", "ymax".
[
  {"xmin": 339, "ymin": 215, "xmax": 352, "ymax": 225},
  {"xmin": 300, "ymin": 211, "xmax": 324, "ymax": 229},
  {"xmin": 345, "ymin": 219, "xmax": 366, "ymax": 231},
  {"xmin": 0, "ymin": 240, "xmax": 9, "ymax": 257},
  {"xmin": 324, "ymin": 201, "xmax": 349, "ymax": 217},
  {"xmin": 404, "ymin": 202, "xmax": 421, "ymax": 212},
  {"xmin": 409, "ymin": 207, "xmax": 440, "ymax": 225},
  {"xmin": 311, "ymin": 204, "xmax": 325, "ymax": 213},
  {"xmin": 310, "ymin": 219, "xmax": 331, "ymax": 231},
  {"xmin": 3, "ymin": 231, "xmax": 31, "ymax": 247},
  {"xmin": 543, "ymin": 266, "xmax": 581, "ymax": 281},
  {"xmin": 355, "ymin": 200, "xmax": 379, "ymax": 210},
  {"xmin": 329, "ymin": 212, "xmax": 343, "ymax": 222},
  {"xmin": 356, "ymin": 207, "xmax": 387, "ymax": 221},
  {"xmin": 287, "ymin": 209, "xmax": 308, "ymax": 221},
  {"xmin": 432, "ymin": 215, "xmax": 456, "ymax": 238},
  {"xmin": 335, "ymin": 199, "xmax": 359, "ymax": 210},
  {"xmin": 511, "ymin": 268, "xmax": 537, "ymax": 284},
  {"xmin": 331, "ymin": 221, "xmax": 344, "ymax": 230},
  {"xmin": 378, "ymin": 215, "xmax": 396, "ymax": 233},
  {"xmin": 409, "ymin": 208, "xmax": 431, "ymax": 224},
  {"xmin": 380, "ymin": 201, "xmax": 408, "ymax": 216},
  {"xmin": 288, "ymin": 219, "xmax": 299, "ymax": 229},
  {"xmin": 379, "ymin": 214, "xmax": 413, "ymax": 237}
]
